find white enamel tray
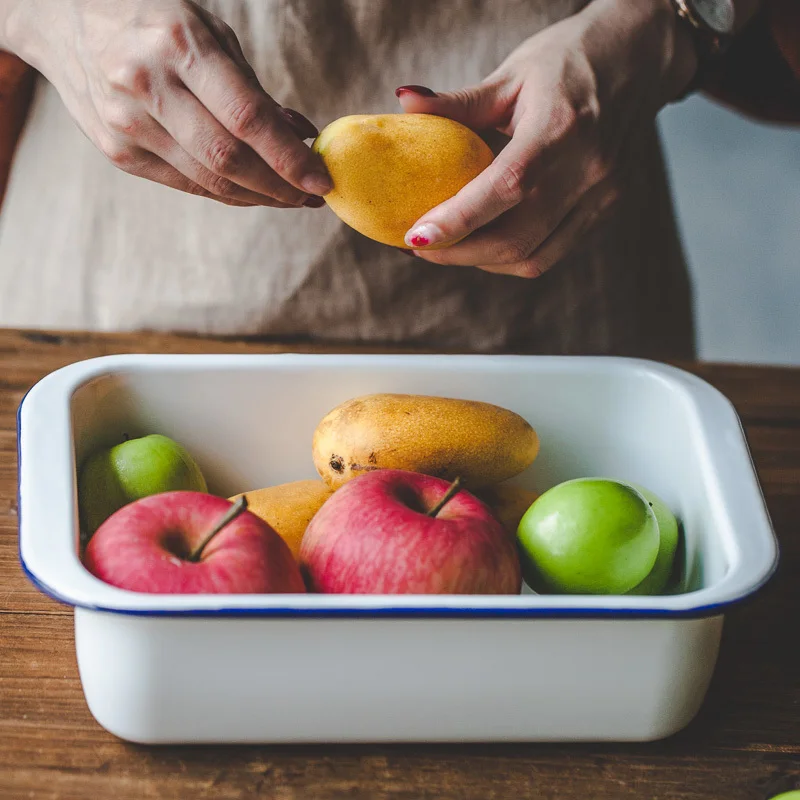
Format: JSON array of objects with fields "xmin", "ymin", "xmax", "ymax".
[{"xmin": 18, "ymin": 354, "xmax": 778, "ymax": 743}]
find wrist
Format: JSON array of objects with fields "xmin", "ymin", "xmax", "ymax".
[{"xmin": 580, "ymin": 0, "xmax": 699, "ymax": 108}]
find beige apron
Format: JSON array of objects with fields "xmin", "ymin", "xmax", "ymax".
[{"xmin": 0, "ymin": 0, "xmax": 694, "ymax": 357}]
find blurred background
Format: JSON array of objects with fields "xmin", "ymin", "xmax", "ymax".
[{"xmin": 658, "ymin": 95, "xmax": 800, "ymax": 366}]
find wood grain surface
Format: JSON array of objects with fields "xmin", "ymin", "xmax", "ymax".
[{"xmin": 0, "ymin": 328, "xmax": 798, "ymax": 800}]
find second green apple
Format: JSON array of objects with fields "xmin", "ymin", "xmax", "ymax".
[
  {"xmin": 624, "ymin": 484, "xmax": 680, "ymax": 595},
  {"xmin": 78, "ymin": 433, "xmax": 207, "ymax": 536}
]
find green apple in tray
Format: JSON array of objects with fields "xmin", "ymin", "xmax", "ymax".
[
  {"xmin": 516, "ymin": 477, "xmax": 679, "ymax": 595},
  {"xmin": 78, "ymin": 433, "xmax": 208, "ymax": 537}
]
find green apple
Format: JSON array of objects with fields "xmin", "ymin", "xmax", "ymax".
[
  {"xmin": 625, "ymin": 484, "xmax": 680, "ymax": 595},
  {"xmin": 516, "ymin": 478, "xmax": 659, "ymax": 595},
  {"xmin": 767, "ymin": 793, "xmax": 800, "ymax": 800},
  {"xmin": 78, "ymin": 434, "xmax": 208, "ymax": 535}
]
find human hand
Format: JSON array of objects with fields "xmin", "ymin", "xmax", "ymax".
[
  {"xmin": 396, "ymin": 0, "xmax": 697, "ymax": 277},
  {"xmin": 2, "ymin": 0, "xmax": 330, "ymax": 207}
]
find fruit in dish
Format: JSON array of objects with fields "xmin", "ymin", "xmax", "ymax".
[
  {"xmin": 300, "ymin": 469, "xmax": 521, "ymax": 594},
  {"xmin": 516, "ymin": 478, "xmax": 660, "ymax": 595},
  {"xmin": 78, "ymin": 433, "xmax": 207, "ymax": 534},
  {"xmin": 312, "ymin": 393, "xmax": 539, "ymax": 490},
  {"xmin": 228, "ymin": 479, "xmax": 332, "ymax": 560},
  {"xmin": 78, "ymin": 393, "xmax": 682, "ymax": 598},
  {"xmin": 83, "ymin": 491, "xmax": 305, "ymax": 594}
]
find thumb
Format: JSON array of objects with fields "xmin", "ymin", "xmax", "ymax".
[{"xmin": 395, "ymin": 81, "xmax": 511, "ymax": 131}]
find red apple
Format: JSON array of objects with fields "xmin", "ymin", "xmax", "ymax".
[
  {"xmin": 300, "ymin": 469, "xmax": 522, "ymax": 594},
  {"xmin": 83, "ymin": 491, "xmax": 305, "ymax": 594}
]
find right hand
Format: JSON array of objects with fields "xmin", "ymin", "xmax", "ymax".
[{"xmin": 4, "ymin": 0, "xmax": 331, "ymax": 207}]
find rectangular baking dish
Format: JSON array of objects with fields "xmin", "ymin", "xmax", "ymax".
[{"xmin": 18, "ymin": 354, "xmax": 778, "ymax": 744}]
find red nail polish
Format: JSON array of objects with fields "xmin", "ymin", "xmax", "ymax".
[
  {"xmin": 279, "ymin": 107, "xmax": 319, "ymax": 140},
  {"xmin": 410, "ymin": 235, "xmax": 430, "ymax": 247},
  {"xmin": 303, "ymin": 195, "xmax": 325, "ymax": 208},
  {"xmin": 395, "ymin": 85, "xmax": 437, "ymax": 99}
]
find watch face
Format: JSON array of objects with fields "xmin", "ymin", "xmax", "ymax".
[{"xmin": 691, "ymin": 0, "xmax": 735, "ymax": 36}]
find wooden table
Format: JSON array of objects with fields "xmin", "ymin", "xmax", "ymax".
[{"xmin": 1, "ymin": 328, "xmax": 798, "ymax": 800}]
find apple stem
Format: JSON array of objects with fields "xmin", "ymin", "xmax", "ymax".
[
  {"xmin": 188, "ymin": 495, "xmax": 249, "ymax": 563},
  {"xmin": 427, "ymin": 477, "xmax": 463, "ymax": 518}
]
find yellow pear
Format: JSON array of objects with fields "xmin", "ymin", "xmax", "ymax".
[
  {"xmin": 312, "ymin": 393, "xmax": 539, "ymax": 491},
  {"xmin": 312, "ymin": 113, "xmax": 494, "ymax": 248},
  {"xmin": 229, "ymin": 480, "xmax": 333, "ymax": 560}
]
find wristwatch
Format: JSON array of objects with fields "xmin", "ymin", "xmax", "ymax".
[
  {"xmin": 668, "ymin": 0, "xmax": 736, "ymax": 56},
  {"xmin": 666, "ymin": 0, "xmax": 736, "ymax": 97}
]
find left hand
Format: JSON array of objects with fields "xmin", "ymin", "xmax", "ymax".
[{"xmin": 396, "ymin": 0, "xmax": 697, "ymax": 278}]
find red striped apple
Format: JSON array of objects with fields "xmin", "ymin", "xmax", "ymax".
[
  {"xmin": 83, "ymin": 491, "xmax": 305, "ymax": 594},
  {"xmin": 300, "ymin": 469, "xmax": 521, "ymax": 594}
]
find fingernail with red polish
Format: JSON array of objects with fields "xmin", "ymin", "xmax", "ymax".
[
  {"xmin": 303, "ymin": 195, "xmax": 325, "ymax": 208},
  {"xmin": 405, "ymin": 223, "xmax": 445, "ymax": 248},
  {"xmin": 395, "ymin": 85, "xmax": 437, "ymax": 99},
  {"xmin": 279, "ymin": 107, "xmax": 320, "ymax": 140}
]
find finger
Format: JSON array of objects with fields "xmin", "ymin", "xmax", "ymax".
[
  {"xmin": 410, "ymin": 197, "xmax": 570, "ymax": 267},
  {"xmin": 113, "ymin": 146, "xmax": 257, "ymax": 207},
  {"xmin": 402, "ymin": 96, "xmax": 587, "ymax": 250},
  {"xmin": 175, "ymin": 25, "xmax": 331, "ymax": 196},
  {"xmin": 395, "ymin": 81, "xmax": 513, "ymax": 131},
  {"xmin": 152, "ymin": 132, "xmax": 296, "ymax": 208},
  {"xmin": 193, "ymin": 6, "xmax": 257, "ymax": 79},
  {"xmin": 190, "ymin": 7, "xmax": 320, "ymax": 144},
  {"xmin": 150, "ymin": 86, "xmax": 309, "ymax": 205},
  {"xmin": 475, "ymin": 208, "xmax": 588, "ymax": 279},
  {"xmin": 508, "ymin": 180, "xmax": 618, "ymax": 277},
  {"xmin": 277, "ymin": 107, "xmax": 319, "ymax": 140},
  {"xmin": 448, "ymin": 179, "xmax": 619, "ymax": 279}
]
